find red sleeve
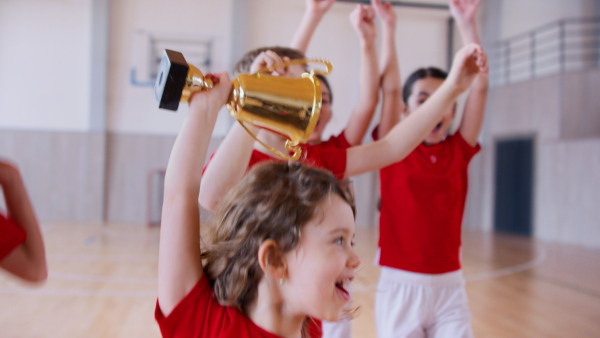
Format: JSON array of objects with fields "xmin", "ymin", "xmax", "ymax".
[
  {"xmin": 302, "ymin": 147, "xmax": 347, "ymax": 180},
  {"xmin": 330, "ymin": 131, "xmax": 352, "ymax": 149},
  {"xmin": 155, "ymin": 275, "xmax": 222, "ymax": 338},
  {"xmin": 454, "ymin": 132, "xmax": 481, "ymax": 162},
  {"xmin": 0, "ymin": 213, "xmax": 27, "ymax": 261},
  {"xmin": 307, "ymin": 318, "xmax": 323, "ymax": 338}
]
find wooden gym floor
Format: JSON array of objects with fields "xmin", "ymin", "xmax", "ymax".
[{"xmin": 1, "ymin": 222, "xmax": 599, "ymax": 338}]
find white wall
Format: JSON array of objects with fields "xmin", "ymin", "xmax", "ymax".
[
  {"xmin": 0, "ymin": 0, "xmax": 93, "ymax": 131},
  {"xmin": 107, "ymin": 0, "xmax": 235, "ymax": 136},
  {"xmin": 497, "ymin": 0, "xmax": 593, "ymax": 39}
]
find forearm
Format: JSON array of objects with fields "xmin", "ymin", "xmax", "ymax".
[
  {"xmin": 459, "ymin": 75, "xmax": 488, "ymax": 145},
  {"xmin": 456, "ymin": 18, "xmax": 480, "ymax": 46},
  {"xmin": 355, "ymin": 41, "xmax": 379, "ymax": 113},
  {"xmin": 1, "ymin": 172, "xmax": 47, "ymax": 282},
  {"xmin": 199, "ymin": 122, "xmax": 257, "ymax": 211},
  {"xmin": 344, "ymin": 41, "xmax": 379, "ymax": 145},
  {"xmin": 164, "ymin": 108, "xmax": 219, "ymax": 201},
  {"xmin": 290, "ymin": 11, "xmax": 325, "ymax": 53},
  {"xmin": 377, "ymin": 23, "xmax": 402, "ymax": 138},
  {"xmin": 346, "ymin": 81, "xmax": 462, "ymax": 177}
]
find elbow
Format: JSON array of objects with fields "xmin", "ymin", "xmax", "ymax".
[
  {"xmin": 19, "ymin": 264, "xmax": 48, "ymax": 284},
  {"xmin": 29, "ymin": 267, "xmax": 48, "ymax": 283},
  {"xmin": 198, "ymin": 194, "xmax": 219, "ymax": 213}
]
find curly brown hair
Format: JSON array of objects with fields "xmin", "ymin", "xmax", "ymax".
[
  {"xmin": 232, "ymin": 46, "xmax": 307, "ymax": 76},
  {"xmin": 201, "ymin": 161, "xmax": 355, "ymax": 317}
]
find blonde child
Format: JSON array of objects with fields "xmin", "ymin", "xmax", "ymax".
[
  {"xmin": 0, "ymin": 159, "xmax": 47, "ymax": 283},
  {"xmin": 373, "ymin": 0, "xmax": 489, "ymax": 336}
]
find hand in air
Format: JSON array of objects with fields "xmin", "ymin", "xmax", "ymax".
[
  {"xmin": 189, "ymin": 72, "xmax": 232, "ymax": 113},
  {"xmin": 350, "ymin": 4, "xmax": 377, "ymax": 43},
  {"xmin": 372, "ymin": 0, "xmax": 396, "ymax": 28},
  {"xmin": 447, "ymin": 43, "xmax": 488, "ymax": 93},
  {"xmin": 449, "ymin": 0, "xmax": 481, "ymax": 25},
  {"xmin": 249, "ymin": 50, "xmax": 290, "ymax": 76}
]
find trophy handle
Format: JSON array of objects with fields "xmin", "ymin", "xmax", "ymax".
[
  {"xmin": 237, "ymin": 121, "xmax": 303, "ymax": 161},
  {"xmin": 256, "ymin": 58, "xmax": 333, "ymax": 76}
]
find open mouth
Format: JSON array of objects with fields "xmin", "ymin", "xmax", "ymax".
[
  {"xmin": 335, "ymin": 278, "xmax": 351, "ymax": 301},
  {"xmin": 432, "ymin": 121, "xmax": 442, "ymax": 133}
]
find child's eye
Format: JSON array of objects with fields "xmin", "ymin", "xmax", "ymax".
[
  {"xmin": 334, "ymin": 237, "xmax": 344, "ymax": 245},
  {"xmin": 351, "ymin": 240, "xmax": 356, "ymax": 248}
]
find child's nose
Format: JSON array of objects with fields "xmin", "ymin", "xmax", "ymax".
[{"xmin": 347, "ymin": 249, "xmax": 361, "ymax": 269}]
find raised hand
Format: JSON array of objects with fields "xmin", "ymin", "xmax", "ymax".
[
  {"xmin": 447, "ymin": 43, "xmax": 488, "ymax": 93},
  {"xmin": 249, "ymin": 50, "xmax": 289, "ymax": 76},
  {"xmin": 349, "ymin": 4, "xmax": 377, "ymax": 44},
  {"xmin": 449, "ymin": 0, "xmax": 481, "ymax": 25},
  {"xmin": 306, "ymin": 0, "xmax": 336, "ymax": 16},
  {"xmin": 372, "ymin": 0, "xmax": 396, "ymax": 28},
  {"xmin": 188, "ymin": 72, "xmax": 232, "ymax": 114}
]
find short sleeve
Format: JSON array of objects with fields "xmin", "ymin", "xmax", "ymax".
[
  {"xmin": 454, "ymin": 132, "xmax": 481, "ymax": 162},
  {"xmin": 0, "ymin": 213, "xmax": 27, "ymax": 261}
]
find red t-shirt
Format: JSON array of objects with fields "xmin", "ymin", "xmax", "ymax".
[
  {"xmin": 376, "ymin": 132, "xmax": 480, "ymax": 274},
  {"xmin": 0, "ymin": 213, "xmax": 27, "ymax": 261},
  {"xmin": 155, "ymin": 275, "xmax": 322, "ymax": 338},
  {"xmin": 315, "ymin": 132, "xmax": 352, "ymax": 150},
  {"xmin": 204, "ymin": 132, "xmax": 349, "ymax": 180}
]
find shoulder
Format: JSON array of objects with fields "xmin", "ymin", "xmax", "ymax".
[
  {"xmin": 449, "ymin": 132, "xmax": 481, "ymax": 160},
  {"xmin": 319, "ymin": 131, "xmax": 352, "ymax": 149}
]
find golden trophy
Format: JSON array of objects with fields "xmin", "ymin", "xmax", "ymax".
[{"xmin": 154, "ymin": 49, "xmax": 332, "ymax": 160}]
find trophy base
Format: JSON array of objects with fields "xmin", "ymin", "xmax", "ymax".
[{"xmin": 154, "ymin": 50, "xmax": 189, "ymax": 111}]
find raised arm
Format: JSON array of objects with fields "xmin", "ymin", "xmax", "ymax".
[
  {"xmin": 372, "ymin": 0, "xmax": 403, "ymax": 139},
  {"xmin": 346, "ymin": 44, "xmax": 488, "ymax": 177},
  {"xmin": 158, "ymin": 72, "xmax": 231, "ymax": 316},
  {"xmin": 290, "ymin": 0, "xmax": 336, "ymax": 54},
  {"xmin": 344, "ymin": 4, "xmax": 380, "ymax": 146},
  {"xmin": 199, "ymin": 51, "xmax": 285, "ymax": 212},
  {"xmin": 0, "ymin": 160, "xmax": 47, "ymax": 283},
  {"xmin": 199, "ymin": 122, "xmax": 258, "ymax": 212},
  {"xmin": 450, "ymin": 0, "xmax": 489, "ymax": 146}
]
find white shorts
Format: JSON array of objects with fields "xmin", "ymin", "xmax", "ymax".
[{"xmin": 375, "ymin": 267, "xmax": 473, "ymax": 338}]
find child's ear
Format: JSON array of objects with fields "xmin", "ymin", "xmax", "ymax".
[{"xmin": 258, "ymin": 239, "xmax": 287, "ymax": 279}]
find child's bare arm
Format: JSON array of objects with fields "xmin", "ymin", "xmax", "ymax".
[
  {"xmin": 450, "ymin": 0, "xmax": 489, "ymax": 146},
  {"xmin": 290, "ymin": 0, "xmax": 336, "ymax": 54},
  {"xmin": 344, "ymin": 4, "xmax": 379, "ymax": 146},
  {"xmin": 372, "ymin": 0, "xmax": 403, "ymax": 139},
  {"xmin": 158, "ymin": 73, "xmax": 231, "ymax": 316},
  {"xmin": 199, "ymin": 51, "xmax": 284, "ymax": 212},
  {"xmin": 199, "ymin": 122, "xmax": 257, "ymax": 211},
  {"xmin": 0, "ymin": 161, "xmax": 47, "ymax": 282},
  {"xmin": 346, "ymin": 44, "xmax": 488, "ymax": 176}
]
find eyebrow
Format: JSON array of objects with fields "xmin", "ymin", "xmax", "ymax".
[
  {"xmin": 418, "ymin": 92, "xmax": 430, "ymax": 97},
  {"xmin": 328, "ymin": 227, "xmax": 352, "ymax": 236}
]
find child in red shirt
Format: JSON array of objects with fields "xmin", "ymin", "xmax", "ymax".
[
  {"xmin": 156, "ymin": 72, "xmax": 359, "ymax": 337},
  {"xmin": 372, "ymin": 0, "xmax": 489, "ymax": 336},
  {"xmin": 0, "ymin": 159, "xmax": 47, "ymax": 283}
]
